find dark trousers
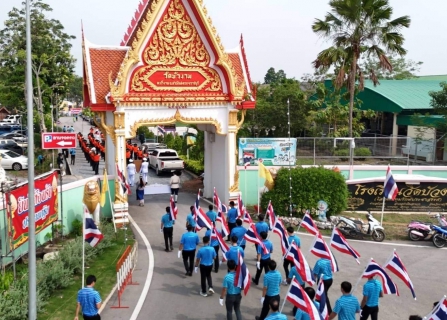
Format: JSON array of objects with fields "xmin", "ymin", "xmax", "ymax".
[
  {"xmin": 70, "ymin": 155, "xmax": 75, "ymax": 165},
  {"xmin": 213, "ymin": 245, "xmax": 220, "ymax": 272},
  {"xmin": 360, "ymin": 305, "xmax": 379, "ymax": 320},
  {"xmin": 259, "ymin": 294, "xmax": 280, "ymax": 320},
  {"xmin": 225, "ymin": 293, "xmax": 242, "ymax": 320},
  {"xmin": 82, "ymin": 314, "xmax": 100, "ymax": 320},
  {"xmin": 182, "ymin": 249, "xmax": 196, "ymax": 273},
  {"xmin": 200, "ymin": 264, "xmax": 213, "ymax": 293},
  {"xmin": 254, "ymin": 258, "xmax": 270, "ymax": 283},
  {"xmin": 227, "ymin": 222, "xmax": 236, "ymax": 240},
  {"xmin": 283, "ymin": 259, "xmax": 292, "ymax": 279},
  {"xmin": 163, "ymin": 227, "xmax": 173, "ymax": 250},
  {"xmin": 94, "ymin": 161, "xmax": 99, "ymax": 175},
  {"xmin": 323, "ymin": 278, "xmax": 333, "ymax": 314}
]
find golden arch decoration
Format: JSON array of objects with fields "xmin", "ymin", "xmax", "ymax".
[{"xmin": 128, "ymin": 109, "xmax": 223, "ymax": 138}]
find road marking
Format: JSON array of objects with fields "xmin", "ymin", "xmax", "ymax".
[{"xmin": 129, "ymin": 214, "xmax": 155, "ymax": 320}]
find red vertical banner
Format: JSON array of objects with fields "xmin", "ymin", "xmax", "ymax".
[{"xmin": 6, "ymin": 171, "xmax": 59, "ymax": 251}]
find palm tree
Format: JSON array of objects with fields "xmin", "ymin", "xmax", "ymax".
[{"xmin": 312, "ymin": 0, "xmax": 410, "ymax": 137}]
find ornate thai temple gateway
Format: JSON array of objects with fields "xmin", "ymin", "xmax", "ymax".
[{"xmin": 82, "ymin": 0, "xmax": 256, "ymax": 211}]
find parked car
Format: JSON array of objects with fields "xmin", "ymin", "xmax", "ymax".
[
  {"xmin": 0, "ymin": 139, "xmax": 24, "ymax": 155},
  {"xmin": 142, "ymin": 142, "xmax": 167, "ymax": 151},
  {"xmin": 0, "ymin": 133, "xmax": 28, "ymax": 142},
  {"xmin": 0, "ymin": 149, "xmax": 28, "ymax": 171},
  {"xmin": 148, "ymin": 148, "xmax": 184, "ymax": 176},
  {"xmin": 10, "ymin": 129, "xmax": 28, "ymax": 136}
]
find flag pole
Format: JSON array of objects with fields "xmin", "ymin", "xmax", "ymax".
[
  {"xmin": 82, "ymin": 208, "xmax": 86, "ymax": 288},
  {"xmin": 257, "ymin": 165, "xmax": 260, "ymax": 214},
  {"xmin": 424, "ymin": 295, "xmax": 446, "ymax": 319},
  {"xmin": 245, "ymin": 166, "xmax": 247, "ymax": 204},
  {"xmin": 380, "ymin": 197, "xmax": 386, "ymax": 226},
  {"xmin": 279, "ymin": 276, "xmax": 295, "ymax": 313},
  {"xmin": 282, "ymin": 239, "xmax": 294, "ymax": 261}
]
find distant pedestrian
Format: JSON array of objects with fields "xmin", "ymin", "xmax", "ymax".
[
  {"xmin": 63, "ymin": 125, "xmax": 67, "ymax": 132},
  {"xmin": 219, "ymin": 259, "xmax": 242, "ymax": 320},
  {"xmin": 329, "ymin": 281, "xmax": 360, "ymax": 320},
  {"xmin": 160, "ymin": 207, "xmax": 175, "ymax": 252},
  {"xmin": 360, "ymin": 276, "xmax": 383, "ymax": 320},
  {"xmin": 186, "ymin": 205, "xmax": 197, "ymax": 232},
  {"xmin": 195, "ymin": 236, "xmax": 216, "ymax": 297},
  {"xmin": 74, "ymin": 274, "xmax": 102, "ymax": 320},
  {"xmin": 127, "ymin": 159, "xmax": 136, "ymax": 187},
  {"xmin": 255, "ymin": 260, "xmax": 282, "ymax": 320},
  {"xmin": 37, "ymin": 154, "xmax": 44, "ymax": 166},
  {"xmin": 69, "ymin": 148, "xmax": 76, "ymax": 165},
  {"xmin": 57, "ymin": 153, "xmax": 64, "ymax": 168},
  {"xmin": 136, "ymin": 177, "xmax": 145, "ymax": 207},
  {"xmin": 264, "ymin": 299, "xmax": 287, "ymax": 320},
  {"xmin": 68, "ymin": 125, "xmax": 75, "ymax": 132},
  {"xmin": 140, "ymin": 158, "xmax": 149, "ymax": 185},
  {"xmin": 179, "ymin": 225, "xmax": 199, "ymax": 276},
  {"xmin": 313, "ymin": 257, "xmax": 333, "ymax": 313},
  {"xmin": 227, "ymin": 201, "xmax": 238, "ymax": 241},
  {"xmin": 170, "ymin": 170, "xmax": 181, "ymax": 203}
]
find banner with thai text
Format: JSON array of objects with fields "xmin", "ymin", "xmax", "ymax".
[
  {"xmin": 7, "ymin": 171, "xmax": 59, "ymax": 250},
  {"xmin": 238, "ymin": 138, "xmax": 297, "ymax": 166}
]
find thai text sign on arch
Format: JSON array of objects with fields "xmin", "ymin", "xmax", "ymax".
[{"xmin": 6, "ymin": 171, "xmax": 59, "ymax": 251}]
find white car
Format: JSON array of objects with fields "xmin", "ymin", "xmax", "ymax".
[{"xmin": 0, "ymin": 150, "xmax": 28, "ymax": 171}]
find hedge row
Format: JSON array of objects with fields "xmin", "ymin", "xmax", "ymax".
[{"xmin": 180, "ymin": 156, "xmax": 204, "ymax": 176}]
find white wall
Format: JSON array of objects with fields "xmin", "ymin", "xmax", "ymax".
[{"xmin": 204, "ymin": 132, "xmax": 228, "ymax": 203}]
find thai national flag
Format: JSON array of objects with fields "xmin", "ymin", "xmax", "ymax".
[
  {"xmin": 84, "ymin": 207, "xmax": 103, "ymax": 247},
  {"xmin": 213, "ymin": 187, "xmax": 228, "ymax": 215},
  {"xmin": 193, "ymin": 191, "xmax": 213, "ymax": 231},
  {"xmin": 234, "ymin": 251, "xmax": 251, "ymax": 295},
  {"xmin": 286, "ymin": 242, "xmax": 314, "ymax": 285},
  {"xmin": 310, "ymin": 233, "xmax": 339, "ymax": 272},
  {"xmin": 212, "ymin": 227, "xmax": 229, "ymax": 261},
  {"xmin": 330, "ymin": 228, "xmax": 360, "ymax": 264},
  {"xmin": 384, "ymin": 165, "xmax": 399, "ymax": 200},
  {"xmin": 169, "ymin": 195, "xmax": 178, "ymax": 221},
  {"xmin": 116, "ymin": 163, "xmax": 131, "ymax": 195},
  {"xmin": 217, "ymin": 211, "xmax": 230, "ymax": 237},
  {"xmin": 243, "ymin": 211, "xmax": 253, "ymax": 224},
  {"xmin": 362, "ymin": 259, "xmax": 399, "ymax": 295},
  {"xmin": 244, "ymin": 224, "xmax": 268, "ymax": 254},
  {"xmin": 316, "ymin": 278, "xmax": 329, "ymax": 320},
  {"xmin": 157, "ymin": 126, "xmax": 166, "ymax": 134},
  {"xmin": 237, "ymin": 193, "xmax": 246, "ymax": 218},
  {"xmin": 383, "ymin": 251, "xmax": 415, "ymax": 299},
  {"xmin": 286, "ymin": 278, "xmax": 323, "ymax": 320},
  {"xmin": 266, "ymin": 200, "xmax": 276, "ymax": 229},
  {"xmin": 273, "ymin": 218, "xmax": 289, "ymax": 255},
  {"xmin": 301, "ymin": 212, "xmax": 320, "ymax": 236},
  {"xmin": 425, "ymin": 297, "xmax": 447, "ymax": 320}
]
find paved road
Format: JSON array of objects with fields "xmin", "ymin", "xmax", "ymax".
[{"xmin": 101, "ymin": 189, "xmax": 446, "ymax": 320}]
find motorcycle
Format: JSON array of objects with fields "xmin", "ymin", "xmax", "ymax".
[
  {"xmin": 335, "ymin": 212, "xmax": 385, "ymax": 242},
  {"xmin": 432, "ymin": 225, "xmax": 447, "ymax": 248},
  {"xmin": 407, "ymin": 213, "xmax": 447, "ymax": 241}
]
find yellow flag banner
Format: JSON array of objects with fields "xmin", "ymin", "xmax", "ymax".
[
  {"xmin": 100, "ymin": 169, "xmax": 109, "ymax": 207},
  {"xmin": 258, "ymin": 162, "xmax": 274, "ymax": 190}
]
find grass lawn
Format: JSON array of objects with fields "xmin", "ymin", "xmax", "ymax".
[{"xmin": 38, "ymin": 228, "xmax": 135, "ymax": 320}]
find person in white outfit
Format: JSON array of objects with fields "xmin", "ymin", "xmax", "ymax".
[
  {"xmin": 170, "ymin": 170, "xmax": 181, "ymax": 203},
  {"xmin": 127, "ymin": 159, "xmax": 136, "ymax": 187},
  {"xmin": 140, "ymin": 158, "xmax": 149, "ymax": 185}
]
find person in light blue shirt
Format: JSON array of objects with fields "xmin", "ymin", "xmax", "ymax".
[
  {"xmin": 186, "ymin": 205, "xmax": 197, "ymax": 232},
  {"xmin": 230, "ymin": 219, "xmax": 247, "ymax": 250},
  {"xmin": 295, "ymin": 287, "xmax": 320, "ymax": 320},
  {"xmin": 205, "ymin": 228, "xmax": 221, "ymax": 272},
  {"xmin": 288, "ymin": 265, "xmax": 306, "ymax": 315},
  {"xmin": 255, "ymin": 214, "xmax": 269, "ymax": 252},
  {"xmin": 206, "ymin": 204, "xmax": 217, "ymax": 226},
  {"xmin": 360, "ymin": 277, "xmax": 383, "ymax": 320},
  {"xmin": 179, "ymin": 225, "xmax": 199, "ymax": 276},
  {"xmin": 330, "ymin": 281, "xmax": 360, "ymax": 320},
  {"xmin": 283, "ymin": 226, "xmax": 301, "ymax": 284},
  {"xmin": 224, "ymin": 235, "xmax": 245, "ymax": 266},
  {"xmin": 75, "ymin": 275, "xmax": 101, "ymax": 320},
  {"xmin": 255, "ymin": 260, "xmax": 282, "ymax": 320},
  {"xmin": 227, "ymin": 201, "xmax": 238, "ymax": 240},
  {"xmin": 264, "ymin": 299, "xmax": 287, "ymax": 320},
  {"xmin": 220, "ymin": 260, "xmax": 242, "ymax": 320},
  {"xmin": 313, "ymin": 258, "xmax": 333, "ymax": 313},
  {"xmin": 160, "ymin": 207, "xmax": 175, "ymax": 252},
  {"xmin": 252, "ymin": 231, "xmax": 273, "ymax": 285},
  {"xmin": 195, "ymin": 236, "xmax": 217, "ymax": 297}
]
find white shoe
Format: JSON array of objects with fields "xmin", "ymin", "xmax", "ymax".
[
  {"xmin": 281, "ymin": 280, "xmax": 289, "ymax": 286},
  {"xmin": 208, "ymin": 288, "xmax": 215, "ymax": 294},
  {"xmin": 200, "ymin": 291, "xmax": 208, "ymax": 297}
]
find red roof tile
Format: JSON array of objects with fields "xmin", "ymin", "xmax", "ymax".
[{"xmin": 228, "ymin": 53, "xmax": 246, "ymax": 94}]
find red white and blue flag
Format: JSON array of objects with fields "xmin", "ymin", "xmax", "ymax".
[
  {"xmin": 237, "ymin": 193, "xmax": 246, "ymax": 218},
  {"xmin": 384, "ymin": 165, "xmax": 399, "ymax": 200},
  {"xmin": 244, "ymin": 223, "xmax": 269, "ymax": 254},
  {"xmin": 315, "ymin": 278, "xmax": 329, "ymax": 320},
  {"xmin": 212, "ymin": 227, "xmax": 229, "ymax": 261},
  {"xmin": 193, "ymin": 191, "xmax": 213, "ymax": 231},
  {"xmin": 116, "ymin": 163, "xmax": 131, "ymax": 195},
  {"xmin": 425, "ymin": 297, "xmax": 447, "ymax": 320},
  {"xmin": 330, "ymin": 228, "xmax": 360, "ymax": 264},
  {"xmin": 217, "ymin": 211, "xmax": 230, "ymax": 237},
  {"xmin": 266, "ymin": 200, "xmax": 276, "ymax": 229},
  {"xmin": 84, "ymin": 207, "xmax": 103, "ymax": 247},
  {"xmin": 383, "ymin": 251, "xmax": 416, "ymax": 299},
  {"xmin": 363, "ymin": 259, "xmax": 399, "ymax": 295},
  {"xmin": 310, "ymin": 233, "xmax": 339, "ymax": 272},
  {"xmin": 234, "ymin": 251, "xmax": 251, "ymax": 295},
  {"xmin": 157, "ymin": 126, "xmax": 166, "ymax": 134},
  {"xmin": 286, "ymin": 242, "xmax": 314, "ymax": 285},
  {"xmin": 273, "ymin": 218, "xmax": 289, "ymax": 255},
  {"xmin": 169, "ymin": 195, "xmax": 178, "ymax": 221},
  {"xmin": 301, "ymin": 212, "xmax": 320, "ymax": 236},
  {"xmin": 243, "ymin": 211, "xmax": 253, "ymax": 224},
  {"xmin": 213, "ymin": 187, "xmax": 228, "ymax": 215},
  {"xmin": 286, "ymin": 278, "xmax": 323, "ymax": 320}
]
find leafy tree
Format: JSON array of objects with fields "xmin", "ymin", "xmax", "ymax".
[
  {"xmin": 312, "ymin": 0, "xmax": 410, "ymax": 137},
  {"xmin": 264, "ymin": 67, "xmax": 287, "ymax": 85},
  {"xmin": 0, "ymin": 0, "xmax": 76, "ymax": 132},
  {"xmin": 430, "ymin": 82, "xmax": 447, "ymax": 132},
  {"xmin": 164, "ymin": 133, "xmax": 175, "ymax": 149},
  {"xmin": 67, "ymin": 75, "xmax": 83, "ymax": 105},
  {"xmin": 360, "ymin": 55, "xmax": 423, "ymax": 80}
]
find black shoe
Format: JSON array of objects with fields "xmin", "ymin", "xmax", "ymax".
[
  {"xmin": 189, "ymin": 272, "xmax": 193, "ymax": 276},
  {"xmin": 170, "ymin": 246, "xmax": 174, "ymax": 250},
  {"xmin": 185, "ymin": 272, "xmax": 189, "ymax": 276},
  {"xmin": 214, "ymin": 269, "xmax": 218, "ymax": 273},
  {"xmin": 255, "ymin": 317, "xmax": 260, "ymax": 320},
  {"xmin": 251, "ymin": 277, "xmax": 258, "ymax": 285},
  {"xmin": 164, "ymin": 249, "xmax": 170, "ymax": 252}
]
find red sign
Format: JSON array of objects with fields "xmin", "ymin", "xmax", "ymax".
[
  {"xmin": 7, "ymin": 172, "xmax": 59, "ymax": 250},
  {"xmin": 41, "ymin": 132, "xmax": 76, "ymax": 149}
]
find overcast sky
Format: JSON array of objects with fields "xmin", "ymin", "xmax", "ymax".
[{"xmin": 1, "ymin": 0, "xmax": 446, "ymax": 82}]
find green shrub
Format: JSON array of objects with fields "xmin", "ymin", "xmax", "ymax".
[
  {"xmin": 334, "ymin": 148, "xmax": 349, "ymax": 157},
  {"xmin": 183, "ymin": 159, "xmax": 204, "ymax": 175},
  {"xmin": 71, "ymin": 219, "xmax": 82, "ymax": 237},
  {"xmin": 354, "ymin": 147, "xmax": 372, "ymax": 157},
  {"xmin": 260, "ymin": 167, "xmax": 348, "ymax": 217}
]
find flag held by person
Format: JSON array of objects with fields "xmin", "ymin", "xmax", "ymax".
[
  {"xmin": 384, "ymin": 165, "xmax": 399, "ymax": 200},
  {"xmin": 234, "ymin": 251, "xmax": 251, "ymax": 295},
  {"xmin": 258, "ymin": 161, "xmax": 274, "ymax": 190},
  {"xmin": 424, "ymin": 296, "xmax": 447, "ymax": 320},
  {"xmin": 273, "ymin": 218, "xmax": 289, "ymax": 255},
  {"xmin": 243, "ymin": 211, "xmax": 253, "ymax": 224},
  {"xmin": 193, "ymin": 191, "xmax": 213, "ymax": 231},
  {"xmin": 362, "ymin": 259, "xmax": 399, "ymax": 295},
  {"xmin": 100, "ymin": 169, "xmax": 108, "ymax": 207},
  {"xmin": 315, "ymin": 278, "xmax": 329, "ymax": 320},
  {"xmin": 84, "ymin": 207, "xmax": 103, "ymax": 247},
  {"xmin": 286, "ymin": 278, "xmax": 323, "ymax": 320},
  {"xmin": 300, "ymin": 212, "xmax": 320, "ymax": 236},
  {"xmin": 237, "ymin": 193, "xmax": 246, "ymax": 218},
  {"xmin": 212, "ymin": 227, "xmax": 229, "ymax": 260},
  {"xmin": 217, "ymin": 211, "xmax": 230, "ymax": 237},
  {"xmin": 286, "ymin": 242, "xmax": 314, "ymax": 285},
  {"xmin": 169, "ymin": 195, "xmax": 178, "ymax": 221},
  {"xmin": 116, "ymin": 163, "xmax": 131, "ymax": 195},
  {"xmin": 330, "ymin": 228, "xmax": 361, "ymax": 264},
  {"xmin": 213, "ymin": 187, "xmax": 228, "ymax": 215},
  {"xmin": 244, "ymin": 224, "xmax": 268, "ymax": 254},
  {"xmin": 266, "ymin": 200, "xmax": 276, "ymax": 229},
  {"xmin": 383, "ymin": 250, "xmax": 416, "ymax": 299},
  {"xmin": 310, "ymin": 233, "xmax": 339, "ymax": 272}
]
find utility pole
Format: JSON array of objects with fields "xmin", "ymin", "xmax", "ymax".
[{"xmin": 26, "ymin": 0, "xmax": 37, "ymax": 318}]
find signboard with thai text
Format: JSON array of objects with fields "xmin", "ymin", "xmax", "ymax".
[
  {"xmin": 238, "ymin": 138, "xmax": 297, "ymax": 166},
  {"xmin": 347, "ymin": 181, "xmax": 447, "ymax": 212},
  {"xmin": 41, "ymin": 133, "xmax": 76, "ymax": 149},
  {"xmin": 6, "ymin": 171, "xmax": 59, "ymax": 250}
]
